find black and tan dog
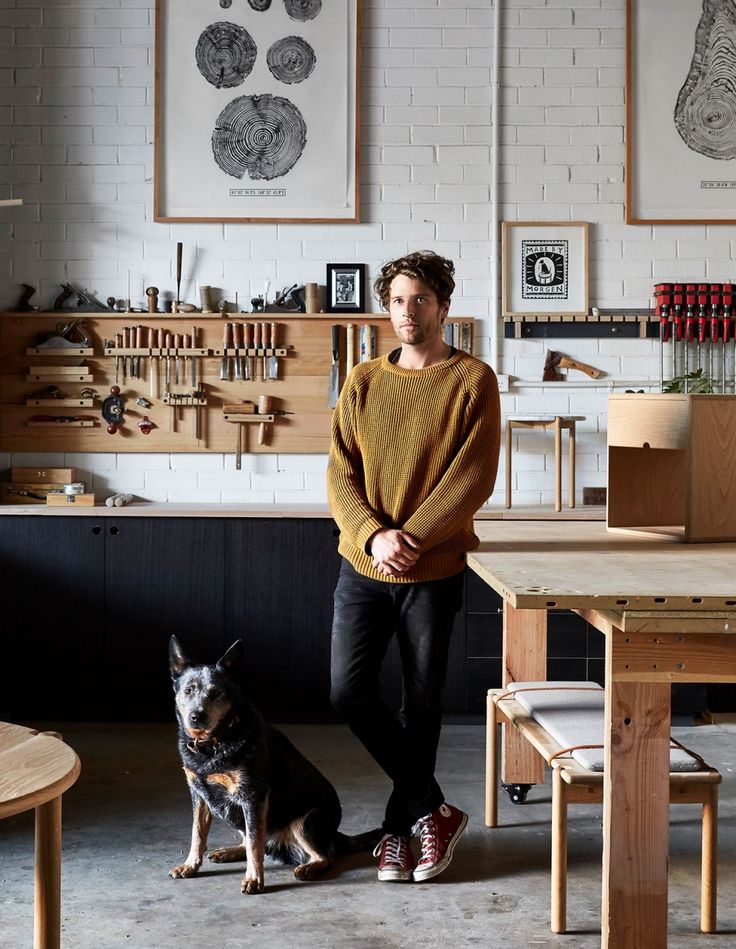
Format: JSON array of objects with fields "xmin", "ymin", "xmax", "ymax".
[{"xmin": 168, "ymin": 636, "xmax": 377, "ymax": 894}]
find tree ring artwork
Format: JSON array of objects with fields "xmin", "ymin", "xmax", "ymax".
[
  {"xmin": 156, "ymin": 0, "xmax": 356, "ymax": 221},
  {"xmin": 267, "ymin": 36, "xmax": 316, "ymax": 84},
  {"xmin": 195, "ymin": 22, "xmax": 256, "ymax": 89},
  {"xmin": 212, "ymin": 93, "xmax": 307, "ymax": 180},
  {"xmin": 284, "ymin": 0, "xmax": 322, "ymax": 22}
]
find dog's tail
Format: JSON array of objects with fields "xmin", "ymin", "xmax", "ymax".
[{"xmin": 335, "ymin": 827, "xmax": 383, "ymax": 856}]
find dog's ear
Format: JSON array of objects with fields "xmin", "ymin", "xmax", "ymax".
[
  {"xmin": 169, "ymin": 635, "xmax": 191, "ymax": 679},
  {"xmin": 216, "ymin": 639, "xmax": 245, "ymax": 679}
]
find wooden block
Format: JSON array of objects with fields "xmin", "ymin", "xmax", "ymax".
[
  {"xmin": 222, "ymin": 402, "xmax": 256, "ymax": 414},
  {"xmin": 11, "ymin": 467, "xmax": 76, "ymax": 483},
  {"xmin": 46, "ymin": 492, "xmax": 95, "ymax": 507}
]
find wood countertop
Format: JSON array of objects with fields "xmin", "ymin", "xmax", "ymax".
[{"xmin": 0, "ymin": 502, "xmax": 607, "ymax": 519}]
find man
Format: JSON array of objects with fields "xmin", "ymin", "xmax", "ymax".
[{"xmin": 327, "ymin": 250, "xmax": 501, "ymax": 883}]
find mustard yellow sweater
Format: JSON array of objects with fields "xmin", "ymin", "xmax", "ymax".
[{"xmin": 327, "ymin": 350, "xmax": 501, "ymax": 582}]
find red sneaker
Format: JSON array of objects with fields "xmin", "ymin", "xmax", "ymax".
[
  {"xmin": 412, "ymin": 802, "xmax": 467, "ymax": 881},
  {"xmin": 373, "ymin": 834, "xmax": 415, "ymax": 882}
]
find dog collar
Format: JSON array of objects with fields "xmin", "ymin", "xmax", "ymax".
[{"xmin": 185, "ymin": 715, "xmax": 239, "ymax": 755}]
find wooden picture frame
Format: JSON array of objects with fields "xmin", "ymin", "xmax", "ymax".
[
  {"xmin": 325, "ymin": 263, "xmax": 367, "ymax": 314},
  {"xmin": 501, "ymin": 221, "xmax": 589, "ymax": 317},
  {"xmin": 154, "ymin": 0, "xmax": 361, "ymax": 223},
  {"xmin": 627, "ymin": 0, "xmax": 736, "ymax": 224}
]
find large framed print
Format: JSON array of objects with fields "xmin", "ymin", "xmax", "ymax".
[
  {"xmin": 501, "ymin": 222, "xmax": 589, "ymax": 317},
  {"xmin": 627, "ymin": 0, "xmax": 736, "ymax": 224},
  {"xmin": 154, "ymin": 0, "xmax": 360, "ymax": 223}
]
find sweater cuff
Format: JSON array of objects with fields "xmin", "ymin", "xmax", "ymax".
[{"xmin": 356, "ymin": 517, "xmax": 384, "ymax": 556}]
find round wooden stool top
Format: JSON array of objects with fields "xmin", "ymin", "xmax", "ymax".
[{"xmin": 0, "ymin": 722, "xmax": 80, "ymax": 819}]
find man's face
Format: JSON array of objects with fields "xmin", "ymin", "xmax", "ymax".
[{"xmin": 387, "ymin": 275, "xmax": 449, "ymax": 347}]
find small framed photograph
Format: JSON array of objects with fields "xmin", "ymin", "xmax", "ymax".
[
  {"xmin": 325, "ymin": 263, "xmax": 367, "ymax": 313},
  {"xmin": 501, "ymin": 221, "xmax": 589, "ymax": 317}
]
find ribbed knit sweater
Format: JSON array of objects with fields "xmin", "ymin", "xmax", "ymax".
[{"xmin": 327, "ymin": 349, "xmax": 501, "ymax": 583}]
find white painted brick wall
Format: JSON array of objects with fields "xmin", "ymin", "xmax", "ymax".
[{"xmin": 1, "ymin": 1, "xmax": 733, "ymax": 506}]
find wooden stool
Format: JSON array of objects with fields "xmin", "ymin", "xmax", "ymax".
[
  {"xmin": 0, "ymin": 722, "xmax": 80, "ymax": 949},
  {"xmin": 505, "ymin": 415, "xmax": 585, "ymax": 512}
]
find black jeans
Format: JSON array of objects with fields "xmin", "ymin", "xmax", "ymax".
[{"xmin": 330, "ymin": 559, "xmax": 465, "ymax": 836}]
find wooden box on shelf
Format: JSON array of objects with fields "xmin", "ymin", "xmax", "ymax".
[{"xmin": 607, "ymin": 393, "xmax": 736, "ymax": 542}]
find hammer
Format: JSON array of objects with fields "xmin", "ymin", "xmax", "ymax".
[{"xmin": 543, "ymin": 350, "xmax": 602, "ymax": 381}]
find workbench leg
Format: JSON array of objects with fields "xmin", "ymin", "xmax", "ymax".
[
  {"xmin": 501, "ymin": 604, "xmax": 546, "ymax": 785},
  {"xmin": 701, "ymin": 786, "xmax": 718, "ymax": 933},
  {"xmin": 485, "ymin": 692, "xmax": 499, "ymax": 827},
  {"xmin": 35, "ymin": 795, "xmax": 62, "ymax": 949},
  {"xmin": 601, "ymin": 664, "xmax": 670, "ymax": 949}
]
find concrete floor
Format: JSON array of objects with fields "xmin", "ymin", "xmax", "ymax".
[{"xmin": 1, "ymin": 721, "xmax": 735, "ymax": 949}]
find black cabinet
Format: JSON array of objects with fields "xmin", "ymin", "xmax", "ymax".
[
  {"xmin": 223, "ymin": 518, "xmax": 341, "ymax": 721},
  {"xmin": 104, "ymin": 518, "xmax": 227, "ymax": 721},
  {"xmin": 0, "ymin": 517, "xmax": 105, "ymax": 720}
]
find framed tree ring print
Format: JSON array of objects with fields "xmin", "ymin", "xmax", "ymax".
[{"xmin": 154, "ymin": 0, "xmax": 361, "ymax": 223}]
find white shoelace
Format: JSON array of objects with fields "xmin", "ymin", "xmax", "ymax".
[{"xmin": 374, "ymin": 834, "xmax": 409, "ymax": 863}]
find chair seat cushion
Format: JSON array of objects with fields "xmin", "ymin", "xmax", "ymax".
[{"xmin": 503, "ymin": 681, "xmax": 701, "ymax": 772}]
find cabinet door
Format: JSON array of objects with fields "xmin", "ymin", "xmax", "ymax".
[
  {"xmin": 103, "ymin": 518, "xmax": 226, "ymax": 721},
  {"xmin": 0, "ymin": 516, "xmax": 105, "ymax": 721},
  {"xmin": 223, "ymin": 519, "xmax": 341, "ymax": 721}
]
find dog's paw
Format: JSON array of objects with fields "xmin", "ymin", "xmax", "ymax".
[
  {"xmin": 241, "ymin": 874, "xmax": 264, "ymax": 894},
  {"xmin": 169, "ymin": 863, "xmax": 199, "ymax": 879},
  {"xmin": 294, "ymin": 859, "xmax": 329, "ymax": 881},
  {"xmin": 209, "ymin": 846, "xmax": 247, "ymax": 864}
]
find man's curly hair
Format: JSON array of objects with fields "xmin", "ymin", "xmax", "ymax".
[{"xmin": 374, "ymin": 251, "xmax": 456, "ymax": 311}]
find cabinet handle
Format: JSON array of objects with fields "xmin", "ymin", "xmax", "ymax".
[
  {"xmin": 92, "ymin": 525, "xmax": 102, "ymax": 535},
  {"xmin": 109, "ymin": 526, "xmax": 119, "ymax": 536}
]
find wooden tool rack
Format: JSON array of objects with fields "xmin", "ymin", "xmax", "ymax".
[{"xmin": 0, "ymin": 313, "xmax": 474, "ymax": 454}]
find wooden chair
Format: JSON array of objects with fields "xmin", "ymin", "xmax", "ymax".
[
  {"xmin": 0, "ymin": 722, "xmax": 80, "ymax": 949},
  {"xmin": 485, "ymin": 684, "xmax": 720, "ymax": 935}
]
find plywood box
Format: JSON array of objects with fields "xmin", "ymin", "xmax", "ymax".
[
  {"xmin": 607, "ymin": 393, "xmax": 736, "ymax": 542},
  {"xmin": 46, "ymin": 492, "xmax": 95, "ymax": 507},
  {"xmin": 11, "ymin": 467, "xmax": 76, "ymax": 483}
]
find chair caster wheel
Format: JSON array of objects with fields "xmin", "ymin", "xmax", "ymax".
[{"xmin": 502, "ymin": 783, "xmax": 532, "ymax": 804}]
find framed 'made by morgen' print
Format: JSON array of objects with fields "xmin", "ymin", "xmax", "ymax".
[
  {"xmin": 154, "ymin": 0, "xmax": 360, "ymax": 223},
  {"xmin": 627, "ymin": 0, "xmax": 736, "ymax": 223},
  {"xmin": 501, "ymin": 221, "xmax": 589, "ymax": 317}
]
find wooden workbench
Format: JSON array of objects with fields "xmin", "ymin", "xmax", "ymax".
[{"xmin": 468, "ymin": 521, "xmax": 736, "ymax": 949}]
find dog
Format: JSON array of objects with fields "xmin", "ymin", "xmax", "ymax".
[{"xmin": 168, "ymin": 635, "xmax": 378, "ymax": 894}]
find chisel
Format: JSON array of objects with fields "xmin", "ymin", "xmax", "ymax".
[
  {"xmin": 182, "ymin": 333, "xmax": 191, "ymax": 385},
  {"xmin": 191, "ymin": 325, "xmax": 198, "ymax": 389},
  {"xmin": 253, "ymin": 322, "xmax": 261, "ymax": 381},
  {"xmin": 149, "ymin": 326, "xmax": 156, "ymax": 398},
  {"xmin": 346, "ymin": 323, "xmax": 355, "ymax": 375},
  {"xmin": 261, "ymin": 322, "xmax": 269, "ymax": 382},
  {"xmin": 244, "ymin": 322, "xmax": 253, "ymax": 380},
  {"xmin": 232, "ymin": 322, "xmax": 243, "ymax": 381},
  {"xmin": 269, "ymin": 322, "xmax": 279, "ymax": 380},
  {"xmin": 165, "ymin": 331, "xmax": 173, "ymax": 386},
  {"xmin": 221, "ymin": 323, "xmax": 232, "ymax": 381},
  {"xmin": 175, "ymin": 241, "xmax": 183, "ymax": 312},
  {"xmin": 328, "ymin": 324, "xmax": 340, "ymax": 408},
  {"xmin": 174, "ymin": 333, "xmax": 181, "ymax": 385}
]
